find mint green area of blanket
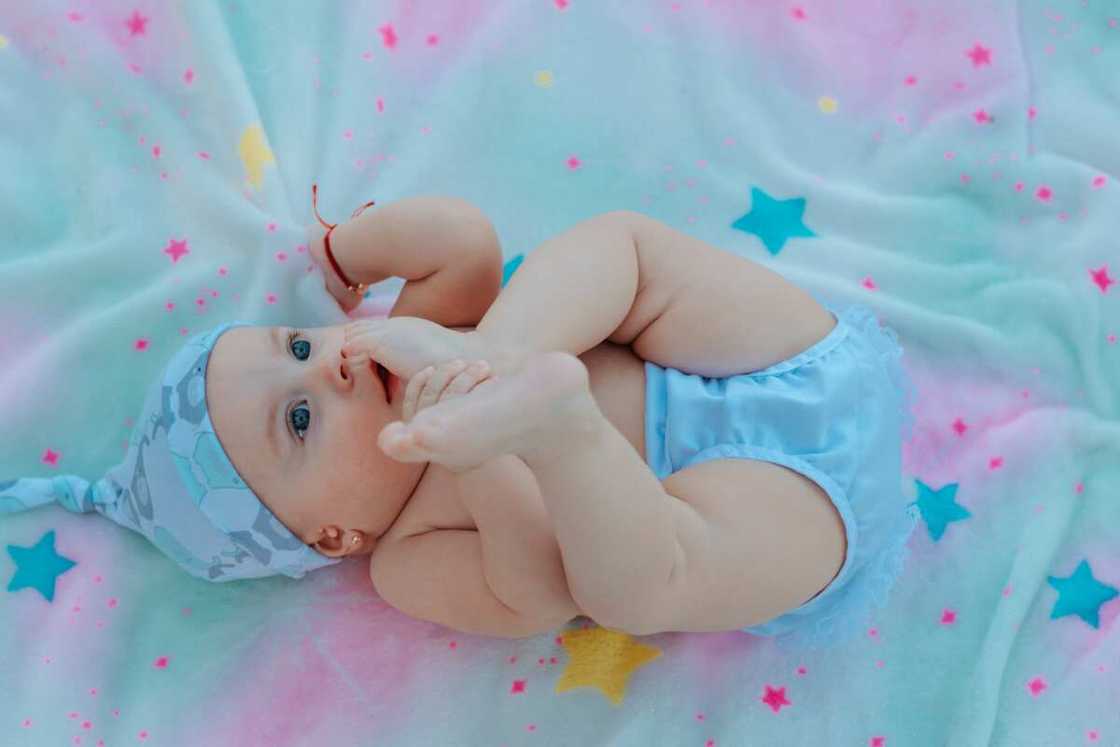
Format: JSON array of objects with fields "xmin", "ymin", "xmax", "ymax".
[{"xmin": 1, "ymin": 1, "xmax": 1118, "ymax": 745}]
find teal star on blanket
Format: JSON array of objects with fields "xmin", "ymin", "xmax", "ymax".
[
  {"xmin": 731, "ymin": 187, "xmax": 816, "ymax": 255},
  {"xmin": 1046, "ymin": 559, "xmax": 1118, "ymax": 629},
  {"xmin": 501, "ymin": 254, "xmax": 524, "ymax": 287},
  {"xmin": 6, "ymin": 530, "xmax": 76, "ymax": 602},
  {"xmin": 911, "ymin": 480, "xmax": 971, "ymax": 541}
]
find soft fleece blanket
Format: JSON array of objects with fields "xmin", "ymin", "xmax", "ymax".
[{"xmin": 2, "ymin": 1, "xmax": 1118, "ymax": 745}]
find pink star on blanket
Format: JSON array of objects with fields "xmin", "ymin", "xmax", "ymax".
[
  {"xmin": 163, "ymin": 238, "xmax": 189, "ymax": 263},
  {"xmin": 1026, "ymin": 676, "xmax": 1047, "ymax": 697},
  {"xmin": 125, "ymin": 10, "xmax": 149, "ymax": 36},
  {"xmin": 379, "ymin": 23, "xmax": 398, "ymax": 49},
  {"xmin": 1089, "ymin": 265, "xmax": 1115, "ymax": 293},
  {"xmin": 761, "ymin": 685, "xmax": 791, "ymax": 713},
  {"xmin": 966, "ymin": 43, "xmax": 992, "ymax": 67}
]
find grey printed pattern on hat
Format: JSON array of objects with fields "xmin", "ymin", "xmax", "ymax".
[{"xmin": 1, "ymin": 321, "xmax": 342, "ymax": 583}]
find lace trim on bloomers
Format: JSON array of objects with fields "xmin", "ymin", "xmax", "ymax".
[{"xmin": 768, "ymin": 304, "xmax": 920, "ymax": 654}]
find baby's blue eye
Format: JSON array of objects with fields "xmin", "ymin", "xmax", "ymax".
[
  {"xmin": 286, "ymin": 329, "xmax": 311, "ymax": 440},
  {"xmin": 290, "ymin": 404, "xmax": 310, "ymax": 440},
  {"xmin": 289, "ymin": 334, "xmax": 311, "ymax": 361}
]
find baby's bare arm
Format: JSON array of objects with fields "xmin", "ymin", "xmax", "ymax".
[
  {"xmin": 454, "ymin": 455, "xmax": 581, "ymax": 623},
  {"xmin": 320, "ymin": 195, "xmax": 504, "ymax": 326}
]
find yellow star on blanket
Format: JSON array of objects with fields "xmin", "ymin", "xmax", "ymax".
[
  {"xmin": 554, "ymin": 625, "xmax": 662, "ymax": 706},
  {"xmin": 239, "ymin": 123, "xmax": 275, "ymax": 189}
]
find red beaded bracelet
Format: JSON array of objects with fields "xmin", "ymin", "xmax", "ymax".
[{"xmin": 311, "ymin": 183, "xmax": 377, "ymax": 294}]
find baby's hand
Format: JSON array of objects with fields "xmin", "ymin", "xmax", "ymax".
[{"xmin": 400, "ymin": 359, "xmax": 495, "ymax": 423}]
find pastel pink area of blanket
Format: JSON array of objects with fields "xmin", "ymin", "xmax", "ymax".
[{"xmin": 681, "ymin": 0, "xmax": 1016, "ymax": 120}]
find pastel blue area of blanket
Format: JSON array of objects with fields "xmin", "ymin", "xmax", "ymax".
[{"xmin": 1, "ymin": 1, "xmax": 1118, "ymax": 746}]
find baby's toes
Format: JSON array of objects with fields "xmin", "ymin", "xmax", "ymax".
[
  {"xmin": 378, "ymin": 421, "xmax": 433, "ymax": 462},
  {"xmin": 442, "ymin": 361, "xmax": 491, "ymax": 400}
]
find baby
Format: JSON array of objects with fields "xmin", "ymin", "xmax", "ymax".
[
  {"xmin": 4, "ymin": 188, "xmax": 916, "ymax": 650},
  {"xmin": 203, "ymin": 190, "xmax": 918, "ymax": 648}
]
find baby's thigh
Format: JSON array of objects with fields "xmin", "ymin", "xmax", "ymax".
[
  {"xmin": 661, "ymin": 456, "xmax": 846, "ymax": 630},
  {"xmin": 612, "ymin": 213, "xmax": 835, "ymax": 378}
]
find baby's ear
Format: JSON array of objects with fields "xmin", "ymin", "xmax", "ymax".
[
  {"xmin": 308, "ymin": 527, "xmax": 370, "ymax": 558},
  {"xmin": 309, "ymin": 538, "xmax": 342, "ymax": 558}
]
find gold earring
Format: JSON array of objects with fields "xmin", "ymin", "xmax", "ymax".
[{"xmin": 351, "ymin": 536, "xmax": 360, "ymax": 545}]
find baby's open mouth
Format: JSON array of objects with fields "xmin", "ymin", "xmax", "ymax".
[{"xmin": 373, "ymin": 361, "xmax": 392, "ymax": 403}]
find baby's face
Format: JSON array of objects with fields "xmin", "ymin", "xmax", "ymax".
[{"xmin": 205, "ymin": 323, "xmax": 424, "ymax": 557}]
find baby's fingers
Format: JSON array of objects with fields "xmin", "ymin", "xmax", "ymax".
[
  {"xmin": 341, "ymin": 320, "xmax": 384, "ymax": 354},
  {"xmin": 343, "ymin": 318, "xmax": 380, "ymax": 341}
]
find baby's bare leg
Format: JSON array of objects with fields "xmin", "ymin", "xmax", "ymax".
[
  {"xmin": 506, "ymin": 358, "xmax": 706, "ymax": 633},
  {"xmin": 466, "ymin": 211, "xmax": 640, "ymax": 371},
  {"xmin": 468, "ymin": 210, "xmax": 834, "ymax": 379},
  {"xmin": 383, "ymin": 350, "xmax": 707, "ymax": 634}
]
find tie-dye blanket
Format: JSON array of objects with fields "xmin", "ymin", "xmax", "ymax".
[{"xmin": 3, "ymin": 1, "xmax": 1117, "ymax": 745}]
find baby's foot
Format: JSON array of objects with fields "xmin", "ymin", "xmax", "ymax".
[{"xmin": 377, "ymin": 351, "xmax": 599, "ymax": 472}]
